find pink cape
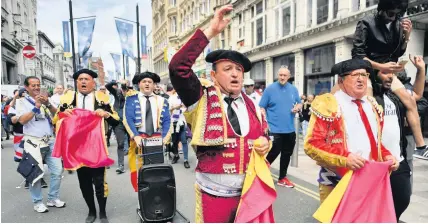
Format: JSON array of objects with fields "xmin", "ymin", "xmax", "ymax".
[
  {"xmin": 52, "ymin": 109, "xmax": 114, "ymax": 169},
  {"xmin": 332, "ymin": 160, "xmax": 396, "ymax": 223}
]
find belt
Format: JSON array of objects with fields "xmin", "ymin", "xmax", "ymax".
[{"xmin": 26, "ymin": 134, "xmax": 52, "ymax": 144}]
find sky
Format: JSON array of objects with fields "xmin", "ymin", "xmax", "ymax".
[{"xmin": 37, "ymin": 0, "xmax": 153, "ymax": 80}]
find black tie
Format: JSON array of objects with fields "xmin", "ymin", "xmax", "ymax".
[
  {"xmin": 224, "ymin": 97, "xmax": 241, "ymax": 135},
  {"xmin": 82, "ymin": 94, "xmax": 87, "ymax": 109},
  {"xmin": 145, "ymin": 96, "xmax": 154, "ymax": 135}
]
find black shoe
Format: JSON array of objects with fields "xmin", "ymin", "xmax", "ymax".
[
  {"xmin": 116, "ymin": 165, "xmax": 125, "ymax": 174},
  {"xmin": 172, "ymin": 155, "xmax": 179, "ymax": 164},
  {"xmin": 184, "ymin": 161, "xmax": 190, "ymax": 169},
  {"xmin": 99, "ymin": 214, "xmax": 109, "ymax": 223},
  {"xmin": 25, "ymin": 181, "xmax": 29, "ymax": 189},
  {"xmin": 41, "ymin": 179, "xmax": 48, "ymax": 188},
  {"xmin": 85, "ymin": 212, "xmax": 96, "ymax": 223},
  {"xmin": 107, "ymin": 142, "xmax": 110, "ymax": 147},
  {"xmin": 68, "ymin": 170, "xmax": 74, "ymax": 174}
]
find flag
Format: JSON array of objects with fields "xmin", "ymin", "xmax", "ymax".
[
  {"xmin": 234, "ymin": 150, "xmax": 276, "ymax": 223},
  {"xmin": 110, "ymin": 53, "xmax": 122, "ymax": 78},
  {"xmin": 52, "ymin": 109, "xmax": 115, "ymax": 170},
  {"xmin": 107, "ymin": 70, "xmax": 114, "ymax": 80},
  {"xmin": 115, "ymin": 19, "xmax": 134, "ymax": 58},
  {"xmin": 62, "ymin": 21, "xmax": 72, "ymax": 58},
  {"xmin": 80, "ymin": 51, "xmax": 93, "ymax": 69},
  {"xmin": 76, "ymin": 18, "xmax": 96, "ymax": 58},
  {"xmin": 140, "ymin": 25, "xmax": 147, "ymax": 59},
  {"xmin": 313, "ymin": 160, "xmax": 395, "ymax": 223}
]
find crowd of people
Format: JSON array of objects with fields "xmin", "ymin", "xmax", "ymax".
[{"xmin": 1, "ymin": 0, "xmax": 427, "ymax": 223}]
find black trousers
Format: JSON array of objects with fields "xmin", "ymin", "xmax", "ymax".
[
  {"xmin": 171, "ymin": 122, "xmax": 184, "ymax": 155},
  {"xmin": 106, "ymin": 124, "xmax": 113, "ymax": 143},
  {"xmin": 390, "ymin": 160, "xmax": 412, "ymax": 222},
  {"xmin": 266, "ymin": 132, "xmax": 296, "ymax": 180},
  {"xmin": 77, "ymin": 167, "xmax": 108, "ymax": 214},
  {"xmin": 113, "ymin": 122, "xmax": 126, "ymax": 166}
]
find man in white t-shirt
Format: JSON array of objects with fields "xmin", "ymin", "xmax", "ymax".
[
  {"xmin": 372, "ymin": 69, "xmax": 411, "ymax": 222},
  {"xmin": 50, "ymin": 84, "xmax": 64, "ymax": 108}
]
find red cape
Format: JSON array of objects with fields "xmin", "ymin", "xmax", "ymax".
[{"xmin": 52, "ymin": 109, "xmax": 114, "ymax": 169}]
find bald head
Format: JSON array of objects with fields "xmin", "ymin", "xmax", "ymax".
[
  {"xmin": 55, "ymin": 84, "xmax": 64, "ymax": 95},
  {"xmin": 277, "ymin": 67, "xmax": 291, "ymax": 85}
]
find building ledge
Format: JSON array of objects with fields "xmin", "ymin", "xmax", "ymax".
[
  {"xmin": 41, "ymin": 74, "xmax": 56, "ymax": 83},
  {"xmin": 1, "ymin": 38, "xmax": 19, "ymax": 53}
]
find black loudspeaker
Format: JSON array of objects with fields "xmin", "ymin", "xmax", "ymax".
[
  {"xmin": 138, "ymin": 164, "xmax": 176, "ymax": 222},
  {"xmin": 141, "ymin": 137, "xmax": 164, "ymax": 165}
]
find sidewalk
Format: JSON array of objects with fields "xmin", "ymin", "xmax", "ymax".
[{"xmin": 270, "ymin": 135, "xmax": 428, "ymax": 223}]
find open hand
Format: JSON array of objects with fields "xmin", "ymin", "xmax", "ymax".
[
  {"xmin": 381, "ymin": 62, "xmax": 403, "ymax": 73},
  {"xmin": 400, "ymin": 18, "xmax": 412, "ymax": 39},
  {"xmin": 409, "ymin": 54, "xmax": 425, "ymax": 70},
  {"xmin": 203, "ymin": 5, "xmax": 233, "ymax": 40}
]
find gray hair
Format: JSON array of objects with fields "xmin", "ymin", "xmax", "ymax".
[{"xmin": 277, "ymin": 65, "xmax": 290, "ymax": 74}]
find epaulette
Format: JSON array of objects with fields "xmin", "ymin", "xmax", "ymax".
[
  {"xmin": 199, "ymin": 78, "xmax": 214, "ymax": 88},
  {"xmin": 310, "ymin": 93, "xmax": 340, "ymax": 122},
  {"xmin": 95, "ymin": 90, "xmax": 109, "ymax": 104},
  {"xmin": 60, "ymin": 91, "xmax": 76, "ymax": 106},
  {"xmin": 366, "ymin": 95, "xmax": 384, "ymax": 119},
  {"xmin": 126, "ymin": 89, "xmax": 139, "ymax": 97}
]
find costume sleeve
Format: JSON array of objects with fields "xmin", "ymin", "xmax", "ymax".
[
  {"xmin": 351, "ymin": 20, "xmax": 369, "ymax": 59},
  {"xmin": 304, "ymin": 114, "xmax": 349, "ymax": 168},
  {"xmin": 123, "ymin": 96, "xmax": 139, "ymax": 139},
  {"xmin": 161, "ymin": 99, "xmax": 172, "ymax": 144},
  {"xmin": 168, "ymin": 29, "xmax": 209, "ymax": 107},
  {"xmin": 105, "ymin": 104, "xmax": 120, "ymax": 126}
]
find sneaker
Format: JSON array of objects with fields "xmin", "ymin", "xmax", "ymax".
[
  {"xmin": 172, "ymin": 155, "xmax": 180, "ymax": 164},
  {"xmin": 414, "ymin": 147, "xmax": 428, "ymax": 160},
  {"xmin": 116, "ymin": 165, "xmax": 125, "ymax": 174},
  {"xmin": 25, "ymin": 181, "xmax": 29, "ymax": 189},
  {"xmin": 41, "ymin": 179, "xmax": 48, "ymax": 188},
  {"xmin": 34, "ymin": 203, "xmax": 49, "ymax": 213},
  {"xmin": 184, "ymin": 161, "xmax": 190, "ymax": 169},
  {"xmin": 46, "ymin": 199, "xmax": 66, "ymax": 208},
  {"xmin": 277, "ymin": 177, "xmax": 295, "ymax": 188}
]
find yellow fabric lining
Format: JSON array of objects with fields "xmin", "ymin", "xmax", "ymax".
[{"xmin": 194, "ymin": 184, "xmax": 204, "ymax": 223}]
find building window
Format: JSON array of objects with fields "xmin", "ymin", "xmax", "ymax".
[
  {"xmin": 317, "ymin": 0, "xmax": 328, "ymax": 24},
  {"xmin": 352, "ymin": 0, "xmax": 360, "ymax": 12},
  {"xmin": 366, "ymin": 0, "xmax": 379, "ymax": 7},
  {"xmin": 170, "ymin": 16, "xmax": 176, "ymax": 34},
  {"xmin": 256, "ymin": 1, "xmax": 263, "ymax": 15},
  {"xmin": 304, "ymin": 44, "xmax": 335, "ymax": 94},
  {"xmin": 256, "ymin": 18, "xmax": 263, "ymax": 45},
  {"xmin": 17, "ymin": 3, "xmax": 21, "ymax": 13},
  {"xmin": 275, "ymin": 9, "xmax": 279, "ymax": 38},
  {"xmin": 250, "ymin": 60, "xmax": 266, "ymax": 82},
  {"xmin": 169, "ymin": 0, "xmax": 176, "ymax": 6},
  {"xmin": 282, "ymin": 6, "xmax": 290, "ymax": 36},
  {"xmin": 333, "ymin": 0, "xmax": 338, "ymax": 19}
]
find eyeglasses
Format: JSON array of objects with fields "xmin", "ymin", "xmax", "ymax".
[
  {"xmin": 385, "ymin": 10, "xmax": 400, "ymax": 18},
  {"xmin": 346, "ymin": 72, "xmax": 370, "ymax": 78},
  {"xmin": 244, "ymin": 85, "xmax": 254, "ymax": 87}
]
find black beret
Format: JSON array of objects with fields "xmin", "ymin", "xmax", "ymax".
[
  {"xmin": 132, "ymin": 72, "xmax": 161, "ymax": 85},
  {"xmin": 73, "ymin": 69, "xmax": 98, "ymax": 80},
  {"xmin": 331, "ymin": 59, "xmax": 372, "ymax": 77},
  {"xmin": 206, "ymin": 50, "xmax": 252, "ymax": 72}
]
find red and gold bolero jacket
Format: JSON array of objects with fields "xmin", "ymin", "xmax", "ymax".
[{"xmin": 303, "ymin": 93, "xmax": 392, "ymax": 178}]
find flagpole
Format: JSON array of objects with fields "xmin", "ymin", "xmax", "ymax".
[
  {"xmin": 136, "ymin": 3, "xmax": 141, "ymax": 74},
  {"xmin": 69, "ymin": 0, "xmax": 77, "ymax": 87},
  {"xmin": 122, "ymin": 54, "xmax": 126, "ymax": 80}
]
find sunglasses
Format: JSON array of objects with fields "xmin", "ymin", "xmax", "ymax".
[
  {"xmin": 385, "ymin": 10, "xmax": 401, "ymax": 18},
  {"xmin": 244, "ymin": 85, "xmax": 254, "ymax": 87}
]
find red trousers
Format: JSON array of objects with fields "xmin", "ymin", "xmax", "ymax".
[{"xmin": 195, "ymin": 185, "xmax": 241, "ymax": 223}]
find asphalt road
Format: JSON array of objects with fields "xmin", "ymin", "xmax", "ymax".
[{"xmin": 1, "ymin": 139, "xmax": 319, "ymax": 223}]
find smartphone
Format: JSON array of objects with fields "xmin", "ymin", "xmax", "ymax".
[{"xmin": 399, "ymin": 60, "xmax": 408, "ymax": 66}]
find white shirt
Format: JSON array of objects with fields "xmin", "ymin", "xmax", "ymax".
[
  {"xmin": 382, "ymin": 95, "xmax": 403, "ymax": 162},
  {"xmin": 77, "ymin": 92, "xmax": 95, "ymax": 111},
  {"xmin": 50, "ymin": 93, "xmax": 63, "ymax": 108},
  {"xmin": 15, "ymin": 97, "xmax": 53, "ymax": 138},
  {"xmin": 168, "ymin": 93, "xmax": 186, "ymax": 124},
  {"xmin": 334, "ymin": 90, "xmax": 379, "ymax": 160},
  {"xmin": 137, "ymin": 92, "xmax": 162, "ymax": 133},
  {"xmin": 246, "ymin": 91, "xmax": 262, "ymax": 107},
  {"xmin": 221, "ymin": 93, "xmax": 250, "ymax": 136},
  {"xmin": 386, "ymin": 22, "xmax": 392, "ymax": 31}
]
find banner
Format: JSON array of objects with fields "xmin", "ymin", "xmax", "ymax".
[
  {"xmin": 76, "ymin": 18, "xmax": 96, "ymax": 58},
  {"xmin": 107, "ymin": 70, "xmax": 114, "ymax": 80},
  {"xmin": 140, "ymin": 25, "xmax": 147, "ymax": 59},
  {"xmin": 62, "ymin": 21, "xmax": 72, "ymax": 58},
  {"xmin": 80, "ymin": 51, "xmax": 93, "ymax": 70},
  {"xmin": 115, "ymin": 19, "xmax": 134, "ymax": 58},
  {"xmin": 110, "ymin": 53, "xmax": 122, "ymax": 78}
]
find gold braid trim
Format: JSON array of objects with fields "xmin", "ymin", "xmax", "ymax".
[
  {"xmin": 310, "ymin": 93, "xmax": 341, "ymax": 122},
  {"xmin": 194, "ymin": 184, "xmax": 204, "ymax": 223}
]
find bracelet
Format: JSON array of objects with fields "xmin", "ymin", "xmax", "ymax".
[{"xmin": 32, "ymin": 107, "xmax": 41, "ymax": 114}]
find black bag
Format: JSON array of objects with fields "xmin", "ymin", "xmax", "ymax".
[
  {"xmin": 17, "ymin": 150, "xmax": 43, "ymax": 183},
  {"xmin": 138, "ymin": 164, "xmax": 176, "ymax": 222}
]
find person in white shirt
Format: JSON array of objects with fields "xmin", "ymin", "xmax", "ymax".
[
  {"xmin": 50, "ymin": 84, "xmax": 64, "ymax": 108},
  {"xmin": 15, "ymin": 76, "xmax": 65, "ymax": 213},
  {"xmin": 371, "ymin": 68, "xmax": 412, "ymax": 221},
  {"xmin": 168, "ymin": 89, "xmax": 190, "ymax": 168},
  {"xmin": 243, "ymin": 78, "xmax": 261, "ymax": 106},
  {"xmin": 304, "ymin": 59, "xmax": 399, "ymax": 203}
]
